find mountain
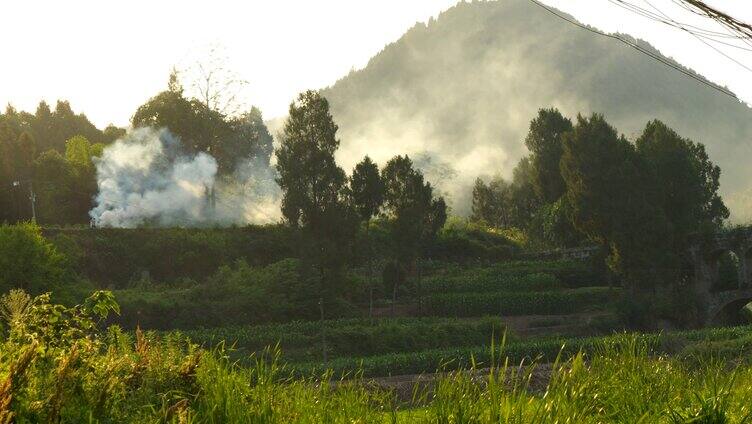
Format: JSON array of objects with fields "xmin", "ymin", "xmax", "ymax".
[{"xmin": 321, "ymin": 0, "xmax": 752, "ymax": 221}]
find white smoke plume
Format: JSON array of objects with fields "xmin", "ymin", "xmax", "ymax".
[{"xmin": 90, "ymin": 127, "xmax": 281, "ymax": 228}]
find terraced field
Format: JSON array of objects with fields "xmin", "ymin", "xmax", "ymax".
[{"xmin": 174, "ymin": 258, "xmax": 626, "ymax": 378}]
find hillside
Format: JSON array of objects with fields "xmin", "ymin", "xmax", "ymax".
[{"xmin": 321, "ymin": 0, "xmax": 752, "ymax": 219}]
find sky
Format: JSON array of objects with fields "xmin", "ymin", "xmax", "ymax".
[{"xmin": 0, "ymin": 0, "xmax": 750, "ymax": 128}]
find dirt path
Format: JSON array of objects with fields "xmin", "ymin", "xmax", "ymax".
[{"xmin": 348, "ymin": 363, "xmax": 554, "ymax": 403}]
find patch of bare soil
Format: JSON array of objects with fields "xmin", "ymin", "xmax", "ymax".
[{"xmin": 351, "ymin": 363, "xmax": 555, "ymax": 404}]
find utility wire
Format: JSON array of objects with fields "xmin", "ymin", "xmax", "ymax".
[
  {"xmin": 644, "ymin": 0, "xmax": 752, "ymax": 71},
  {"xmin": 679, "ymin": 0, "xmax": 752, "ymax": 39},
  {"xmin": 609, "ymin": 0, "xmax": 752, "ymax": 71},
  {"xmin": 613, "ymin": 0, "xmax": 747, "ymax": 40},
  {"xmin": 528, "ymin": 0, "xmax": 738, "ymax": 99}
]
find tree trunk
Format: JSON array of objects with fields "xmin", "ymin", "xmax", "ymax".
[
  {"xmin": 319, "ymin": 296, "xmax": 327, "ymax": 366},
  {"xmin": 417, "ymin": 258, "xmax": 422, "ymax": 316},
  {"xmin": 366, "ymin": 225, "xmax": 374, "ymax": 324},
  {"xmin": 392, "ymin": 279, "xmax": 397, "ymax": 318},
  {"xmin": 368, "ymin": 260, "xmax": 374, "ymax": 324}
]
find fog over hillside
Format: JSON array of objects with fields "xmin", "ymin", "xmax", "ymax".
[{"xmin": 321, "ymin": 0, "xmax": 752, "ymax": 221}]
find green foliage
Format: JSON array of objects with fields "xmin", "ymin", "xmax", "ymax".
[
  {"xmin": 471, "ymin": 176, "xmax": 513, "ymax": 228},
  {"xmin": 4, "ymin": 292, "xmax": 752, "ymax": 421},
  {"xmin": 470, "ymin": 155, "xmax": 544, "ymax": 234},
  {"xmin": 382, "ymin": 155, "xmax": 447, "ymax": 261},
  {"xmin": 429, "ymin": 259, "xmax": 603, "ymax": 288},
  {"xmin": 529, "ymin": 196, "xmax": 584, "ymax": 248},
  {"xmin": 636, "ymin": 119, "xmax": 729, "ymax": 233},
  {"xmin": 350, "ymin": 156, "xmax": 384, "ymax": 222},
  {"xmin": 561, "ymin": 114, "xmax": 675, "ymax": 290},
  {"xmin": 0, "ymin": 289, "xmax": 32, "ymax": 331},
  {"xmin": 45, "ymin": 226, "xmax": 296, "ymax": 287},
  {"xmin": 0, "ymin": 222, "xmax": 67, "ymax": 294},
  {"xmin": 525, "ymin": 108, "xmax": 573, "ymax": 203},
  {"xmin": 429, "ymin": 217, "xmax": 521, "ymax": 261},
  {"xmin": 182, "ymin": 316, "xmax": 506, "ymax": 362},
  {"xmin": 276, "ymin": 90, "xmax": 359, "ymax": 308},
  {"xmin": 132, "ymin": 79, "xmax": 275, "ymax": 174},
  {"xmin": 112, "ymin": 258, "xmax": 327, "ymax": 329},
  {"xmin": 424, "ymin": 287, "xmax": 616, "ymax": 317},
  {"xmin": 423, "ymin": 272, "xmax": 562, "ymax": 293}
]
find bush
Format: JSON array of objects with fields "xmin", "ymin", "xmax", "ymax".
[
  {"xmin": 423, "ymin": 287, "xmax": 617, "ymax": 317},
  {"xmin": 427, "ymin": 218, "xmax": 522, "ymax": 261},
  {"xmin": 425, "ymin": 259, "xmax": 605, "ymax": 289},
  {"xmin": 112, "ymin": 258, "xmax": 350, "ymax": 329},
  {"xmin": 181, "ymin": 316, "xmax": 506, "ymax": 361},
  {"xmin": 423, "ymin": 272, "xmax": 562, "ymax": 293},
  {"xmin": 43, "ymin": 225, "xmax": 297, "ymax": 288},
  {"xmin": 0, "ymin": 222, "xmax": 68, "ymax": 294}
]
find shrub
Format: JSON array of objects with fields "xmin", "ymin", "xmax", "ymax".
[
  {"xmin": 0, "ymin": 222, "xmax": 67, "ymax": 294},
  {"xmin": 180, "ymin": 316, "xmax": 506, "ymax": 362},
  {"xmin": 427, "ymin": 218, "xmax": 522, "ymax": 261},
  {"xmin": 423, "ymin": 272, "xmax": 562, "ymax": 293},
  {"xmin": 112, "ymin": 259, "xmax": 346, "ymax": 329},
  {"xmin": 423, "ymin": 287, "xmax": 617, "ymax": 317},
  {"xmin": 43, "ymin": 225, "xmax": 297, "ymax": 288}
]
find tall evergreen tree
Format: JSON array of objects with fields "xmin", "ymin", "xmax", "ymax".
[
  {"xmin": 381, "ymin": 155, "xmax": 447, "ymax": 313},
  {"xmin": 350, "ymin": 155, "xmax": 385, "ymax": 319},
  {"xmin": 524, "ymin": 108, "xmax": 573, "ymax": 203},
  {"xmin": 350, "ymin": 156, "xmax": 384, "ymax": 223},
  {"xmin": 275, "ymin": 90, "xmax": 357, "ymax": 329}
]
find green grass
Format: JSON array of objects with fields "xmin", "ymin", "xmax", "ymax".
[
  {"xmin": 286, "ymin": 325, "xmax": 752, "ymax": 378},
  {"xmin": 4, "ymin": 291, "xmax": 752, "ymax": 422}
]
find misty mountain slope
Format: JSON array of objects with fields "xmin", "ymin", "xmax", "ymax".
[{"xmin": 321, "ymin": 0, "xmax": 752, "ymax": 220}]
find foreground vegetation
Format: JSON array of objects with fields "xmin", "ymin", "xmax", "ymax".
[{"xmin": 3, "ymin": 291, "xmax": 752, "ymax": 423}]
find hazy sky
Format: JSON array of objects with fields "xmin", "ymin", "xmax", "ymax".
[{"xmin": 1, "ymin": 1, "xmax": 750, "ymax": 128}]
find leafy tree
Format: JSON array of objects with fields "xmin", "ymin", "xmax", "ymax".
[
  {"xmin": 65, "ymin": 136, "xmax": 102, "ymax": 223},
  {"xmin": 636, "ymin": 120, "xmax": 729, "ymax": 238},
  {"xmin": 14, "ymin": 132, "xmax": 36, "ymax": 181},
  {"xmin": 132, "ymin": 79, "xmax": 223, "ymax": 155},
  {"xmin": 34, "ymin": 151, "xmax": 79, "ymax": 224},
  {"xmin": 133, "ymin": 71, "xmax": 273, "ymax": 174},
  {"xmin": 46, "ymin": 101, "xmax": 106, "ymax": 151},
  {"xmin": 470, "ymin": 155, "xmax": 543, "ymax": 232},
  {"xmin": 0, "ymin": 123, "xmax": 18, "ymax": 222},
  {"xmin": 275, "ymin": 91, "xmax": 357, "ymax": 334},
  {"xmin": 471, "ymin": 176, "xmax": 512, "ymax": 228},
  {"xmin": 561, "ymin": 114, "xmax": 672, "ymax": 290},
  {"xmin": 31, "ymin": 136, "xmax": 102, "ymax": 225},
  {"xmin": 350, "ymin": 156, "xmax": 385, "ymax": 319},
  {"xmin": 102, "ymin": 124, "xmax": 126, "ymax": 144},
  {"xmin": 214, "ymin": 107, "xmax": 275, "ymax": 170},
  {"xmin": 0, "ymin": 222, "xmax": 67, "ymax": 294},
  {"xmin": 0, "ymin": 124, "xmax": 38, "ymax": 223},
  {"xmin": 350, "ymin": 156, "xmax": 384, "ymax": 222},
  {"xmin": 524, "ymin": 108, "xmax": 573, "ymax": 203},
  {"xmin": 529, "ymin": 196, "xmax": 582, "ymax": 248},
  {"xmin": 508, "ymin": 156, "xmax": 542, "ymax": 229},
  {"xmin": 381, "ymin": 155, "xmax": 447, "ymax": 313}
]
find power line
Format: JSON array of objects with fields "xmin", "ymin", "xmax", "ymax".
[
  {"xmin": 613, "ymin": 0, "xmax": 747, "ymax": 41},
  {"xmin": 679, "ymin": 0, "xmax": 752, "ymax": 39},
  {"xmin": 528, "ymin": 0, "xmax": 738, "ymax": 99},
  {"xmin": 609, "ymin": 0, "xmax": 752, "ymax": 72}
]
